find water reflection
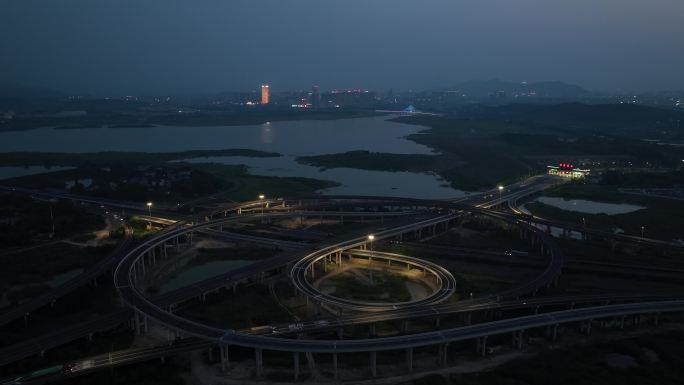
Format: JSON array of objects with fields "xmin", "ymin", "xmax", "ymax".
[{"xmin": 530, "ymin": 196, "xmax": 645, "ymax": 215}]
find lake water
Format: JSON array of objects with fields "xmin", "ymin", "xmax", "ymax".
[
  {"xmin": 530, "ymin": 196, "xmax": 645, "ymax": 215},
  {"xmin": 0, "ymin": 116, "xmax": 465, "ymax": 198},
  {"xmin": 159, "ymin": 260, "xmax": 252, "ymax": 293}
]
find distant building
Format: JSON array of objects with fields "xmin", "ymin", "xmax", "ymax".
[
  {"xmin": 261, "ymin": 85, "xmax": 270, "ymax": 105},
  {"xmin": 325, "ymin": 89, "xmax": 376, "ymax": 108},
  {"xmin": 547, "ymin": 162, "xmax": 590, "ymax": 178},
  {"xmin": 311, "ymin": 85, "xmax": 321, "ymax": 108}
]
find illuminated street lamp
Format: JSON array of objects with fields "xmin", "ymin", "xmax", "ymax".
[
  {"xmin": 641, "ymin": 226, "xmax": 645, "ymax": 239},
  {"xmin": 259, "ymin": 194, "xmax": 266, "ymax": 219},
  {"xmin": 497, "ymin": 185, "xmax": 504, "ymax": 201},
  {"xmin": 367, "ymin": 234, "xmax": 375, "ymax": 283},
  {"xmin": 146, "ymin": 202, "xmax": 153, "ymax": 229}
]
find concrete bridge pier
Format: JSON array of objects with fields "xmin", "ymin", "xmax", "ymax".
[
  {"xmin": 293, "ymin": 352, "xmax": 299, "ymax": 380},
  {"xmin": 333, "ymin": 352, "xmax": 339, "ymax": 379},
  {"xmin": 134, "ymin": 312, "xmax": 141, "ymax": 335},
  {"xmin": 400, "ymin": 319, "xmax": 410, "ymax": 333},
  {"xmin": 512, "ymin": 330, "xmax": 524, "ymax": 349},
  {"xmin": 438, "ymin": 343, "xmax": 449, "ymax": 366},
  {"xmin": 406, "ymin": 347, "xmax": 413, "ymax": 373},
  {"xmin": 255, "ymin": 348, "xmax": 264, "ymax": 379},
  {"xmin": 545, "ymin": 323, "xmax": 559, "ymax": 341},
  {"xmin": 220, "ymin": 345, "xmax": 229, "ymax": 371},
  {"xmin": 476, "ymin": 336, "xmax": 488, "ymax": 357},
  {"xmin": 369, "ymin": 323, "xmax": 376, "ymax": 337},
  {"xmin": 370, "ymin": 351, "xmax": 377, "ymax": 377},
  {"xmin": 581, "ymin": 319, "xmax": 593, "ymax": 335}
]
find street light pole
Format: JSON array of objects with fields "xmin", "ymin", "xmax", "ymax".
[
  {"xmin": 259, "ymin": 194, "xmax": 265, "ymax": 214},
  {"xmin": 641, "ymin": 226, "xmax": 645, "ymax": 239},
  {"xmin": 146, "ymin": 202, "xmax": 153, "ymax": 229},
  {"xmin": 498, "ymin": 185, "xmax": 504, "ymax": 202},
  {"xmin": 367, "ymin": 234, "xmax": 375, "ymax": 284}
]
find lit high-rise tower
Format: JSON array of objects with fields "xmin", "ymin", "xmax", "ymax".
[{"xmin": 261, "ymin": 84, "xmax": 270, "ymax": 105}]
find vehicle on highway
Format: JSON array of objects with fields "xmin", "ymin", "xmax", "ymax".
[
  {"xmin": 62, "ymin": 360, "xmax": 94, "ymax": 373},
  {"xmin": 504, "ymin": 250, "xmax": 529, "ymax": 257},
  {"xmin": 249, "ymin": 325, "xmax": 277, "ymax": 334}
]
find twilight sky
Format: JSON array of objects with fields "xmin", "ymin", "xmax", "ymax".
[{"xmin": 1, "ymin": 0, "xmax": 683, "ymax": 95}]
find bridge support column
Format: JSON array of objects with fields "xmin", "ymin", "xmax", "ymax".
[
  {"xmin": 369, "ymin": 323, "xmax": 376, "ymax": 337},
  {"xmin": 512, "ymin": 330, "xmax": 524, "ymax": 349},
  {"xmin": 338, "ymin": 327, "xmax": 344, "ymax": 339},
  {"xmin": 546, "ymin": 324, "xmax": 559, "ymax": 342},
  {"xmin": 400, "ymin": 319, "xmax": 410, "ymax": 333},
  {"xmin": 134, "ymin": 312, "xmax": 141, "ymax": 335},
  {"xmin": 255, "ymin": 348, "xmax": 264, "ymax": 379},
  {"xmin": 435, "ymin": 317, "xmax": 441, "ymax": 329},
  {"xmin": 220, "ymin": 345, "xmax": 229, "ymax": 371},
  {"xmin": 293, "ymin": 352, "xmax": 299, "ymax": 380},
  {"xmin": 333, "ymin": 352, "xmax": 339, "ymax": 380},
  {"xmin": 406, "ymin": 347, "xmax": 413, "ymax": 373},
  {"xmin": 370, "ymin": 351, "xmax": 377, "ymax": 377},
  {"xmin": 437, "ymin": 343, "xmax": 449, "ymax": 366},
  {"xmin": 476, "ymin": 336, "xmax": 488, "ymax": 357}
]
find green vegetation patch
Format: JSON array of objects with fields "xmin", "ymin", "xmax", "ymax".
[
  {"xmin": 321, "ymin": 269, "xmax": 414, "ymax": 302},
  {"xmin": 0, "ymin": 194, "xmax": 104, "ymax": 248},
  {"xmin": 189, "ymin": 162, "xmax": 337, "ymax": 201},
  {"xmin": 192, "ymin": 246, "xmax": 279, "ymax": 265},
  {"xmin": 179, "ymin": 283, "xmax": 291, "ymax": 328},
  {"xmin": 0, "ymin": 242, "xmax": 113, "ymax": 288},
  {"xmin": 525, "ymin": 182, "xmax": 684, "ymax": 241},
  {"xmin": 297, "ymin": 150, "xmax": 441, "ymax": 172},
  {"xmin": 0, "ymin": 148, "xmax": 280, "ymax": 167},
  {"xmin": 448, "ymin": 332, "xmax": 684, "ymax": 385}
]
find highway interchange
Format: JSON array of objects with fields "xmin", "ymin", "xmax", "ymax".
[{"xmin": 1, "ymin": 175, "xmax": 684, "ymax": 383}]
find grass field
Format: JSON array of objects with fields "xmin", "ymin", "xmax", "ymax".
[
  {"xmin": 319, "ymin": 269, "xmax": 414, "ymax": 302},
  {"xmin": 525, "ymin": 182, "xmax": 684, "ymax": 241},
  {"xmin": 420, "ymin": 331, "xmax": 684, "ymax": 385}
]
